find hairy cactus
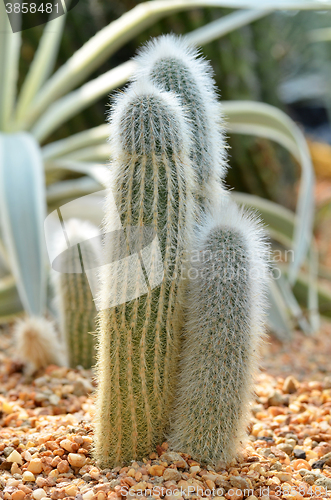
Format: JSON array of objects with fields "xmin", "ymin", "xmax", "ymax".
[
  {"xmin": 134, "ymin": 34, "xmax": 227, "ymax": 214},
  {"xmin": 52, "ymin": 218, "xmax": 100, "ymax": 369},
  {"xmin": 168, "ymin": 198, "xmax": 270, "ymax": 465},
  {"xmin": 94, "ymin": 80, "xmax": 196, "ymax": 467}
]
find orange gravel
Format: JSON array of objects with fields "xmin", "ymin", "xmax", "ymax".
[{"xmin": 1, "ymin": 323, "xmax": 331, "ymax": 499}]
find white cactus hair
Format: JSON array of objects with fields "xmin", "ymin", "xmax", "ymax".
[
  {"xmin": 108, "ymin": 78, "xmax": 192, "ymax": 162},
  {"xmin": 133, "ymin": 34, "xmax": 228, "ymax": 187},
  {"xmin": 14, "ymin": 316, "xmax": 66, "ymax": 373},
  {"xmin": 94, "ymin": 76, "xmax": 198, "ymax": 466},
  {"xmin": 168, "ymin": 197, "xmax": 271, "ymax": 465}
]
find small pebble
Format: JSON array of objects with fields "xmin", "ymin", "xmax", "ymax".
[
  {"xmin": 315, "ymin": 477, "xmax": 331, "ymax": 489},
  {"xmin": 163, "ymin": 468, "xmax": 181, "ymax": 481},
  {"xmin": 22, "ymin": 470, "xmax": 36, "ymax": 482},
  {"xmin": 33, "ymin": 488, "xmax": 47, "ymax": 500},
  {"xmin": 27, "ymin": 458, "xmax": 43, "ymax": 474},
  {"xmin": 293, "ymin": 449, "xmax": 306, "ymax": 459},
  {"xmin": 12, "ymin": 491, "xmax": 26, "ymax": 500},
  {"xmin": 82, "ymin": 490, "xmax": 94, "ymax": 500},
  {"xmin": 68, "ymin": 453, "xmax": 86, "ymax": 468},
  {"xmin": 283, "ymin": 376, "xmax": 299, "ymax": 394},
  {"xmin": 6, "ymin": 450, "xmax": 23, "ymax": 465}
]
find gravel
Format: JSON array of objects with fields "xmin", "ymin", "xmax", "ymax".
[{"xmin": 0, "ymin": 324, "xmax": 331, "ymax": 499}]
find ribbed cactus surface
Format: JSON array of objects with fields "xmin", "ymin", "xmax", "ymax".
[
  {"xmin": 134, "ymin": 34, "xmax": 227, "ymax": 213},
  {"xmin": 168, "ymin": 199, "xmax": 270, "ymax": 465},
  {"xmin": 52, "ymin": 218, "xmax": 99, "ymax": 369},
  {"xmin": 94, "ymin": 80, "xmax": 195, "ymax": 467}
]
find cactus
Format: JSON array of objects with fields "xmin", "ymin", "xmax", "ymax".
[
  {"xmin": 93, "ymin": 80, "xmax": 196, "ymax": 467},
  {"xmin": 134, "ymin": 34, "xmax": 227, "ymax": 214},
  {"xmin": 168, "ymin": 198, "xmax": 270, "ymax": 465},
  {"xmin": 52, "ymin": 218, "xmax": 100, "ymax": 369}
]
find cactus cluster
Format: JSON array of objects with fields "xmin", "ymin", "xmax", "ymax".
[{"xmin": 91, "ymin": 34, "xmax": 270, "ymax": 468}]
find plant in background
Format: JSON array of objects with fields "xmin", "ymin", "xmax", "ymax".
[
  {"xmin": 134, "ymin": 34, "xmax": 227, "ymax": 217},
  {"xmin": 168, "ymin": 198, "xmax": 270, "ymax": 464},
  {"xmin": 51, "ymin": 218, "xmax": 100, "ymax": 369},
  {"xmin": 93, "ymin": 80, "xmax": 196, "ymax": 467}
]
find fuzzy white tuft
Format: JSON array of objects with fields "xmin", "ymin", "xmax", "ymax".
[
  {"xmin": 14, "ymin": 316, "xmax": 66, "ymax": 372},
  {"xmin": 107, "ymin": 78, "xmax": 192, "ymax": 171}
]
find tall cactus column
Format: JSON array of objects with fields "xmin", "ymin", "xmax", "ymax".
[
  {"xmin": 168, "ymin": 199, "xmax": 270, "ymax": 465},
  {"xmin": 93, "ymin": 80, "xmax": 196, "ymax": 467},
  {"xmin": 134, "ymin": 34, "xmax": 228, "ymax": 215}
]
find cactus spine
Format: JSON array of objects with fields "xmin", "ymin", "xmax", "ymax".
[
  {"xmin": 52, "ymin": 218, "xmax": 100, "ymax": 369},
  {"xmin": 134, "ymin": 34, "xmax": 227, "ymax": 214},
  {"xmin": 94, "ymin": 80, "xmax": 196, "ymax": 467},
  {"xmin": 168, "ymin": 199, "xmax": 270, "ymax": 465}
]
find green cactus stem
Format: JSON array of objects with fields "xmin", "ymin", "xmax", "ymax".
[
  {"xmin": 52, "ymin": 218, "xmax": 100, "ymax": 369},
  {"xmin": 168, "ymin": 198, "xmax": 270, "ymax": 466},
  {"xmin": 93, "ymin": 80, "xmax": 196, "ymax": 467},
  {"xmin": 134, "ymin": 34, "xmax": 228, "ymax": 214}
]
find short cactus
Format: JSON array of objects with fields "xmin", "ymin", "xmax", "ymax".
[
  {"xmin": 134, "ymin": 34, "xmax": 227, "ymax": 214},
  {"xmin": 94, "ymin": 80, "xmax": 196, "ymax": 467},
  {"xmin": 52, "ymin": 218, "xmax": 100, "ymax": 369},
  {"xmin": 168, "ymin": 198, "xmax": 270, "ymax": 465}
]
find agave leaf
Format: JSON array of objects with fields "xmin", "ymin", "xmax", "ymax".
[
  {"xmin": 31, "ymin": 61, "xmax": 136, "ymax": 142},
  {"xmin": 45, "ymin": 160, "xmax": 109, "ymax": 185},
  {"xmin": 26, "ymin": 1, "xmax": 330, "ymax": 128},
  {"xmin": 15, "ymin": 14, "xmax": 67, "ymax": 123},
  {"xmin": 289, "ymin": 269, "xmax": 331, "ymax": 320},
  {"xmin": 267, "ymin": 279, "xmax": 293, "ymax": 341},
  {"xmin": 47, "ymin": 144, "xmax": 111, "ymax": 163},
  {"xmin": 307, "ymin": 243, "xmax": 320, "ymax": 332},
  {"xmin": 224, "ymin": 101, "xmax": 314, "ymax": 284},
  {"xmin": 0, "ymin": 132, "xmax": 47, "ymax": 316},
  {"xmin": 42, "ymin": 124, "xmax": 110, "ymax": 160},
  {"xmin": 276, "ymin": 272, "xmax": 311, "ymax": 334},
  {"xmin": 308, "ymin": 27, "xmax": 331, "ymax": 43},
  {"xmin": 231, "ymin": 191, "xmax": 319, "ymax": 333},
  {"xmin": 0, "ymin": 275, "xmax": 23, "ymax": 322},
  {"xmin": 48, "ymin": 191, "xmax": 105, "ymax": 227},
  {"xmin": 0, "ymin": 252, "xmax": 9, "ymax": 279},
  {"xmin": 184, "ymin": 8, "xmax": 270, "ymax": 46},
  {"xmin": 46, "ymin": 176, "xmax": 102, "ymax": 204},
  {"xmin": 0, "ymin": 2, "xmax": 21, "ymax": 131}
]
